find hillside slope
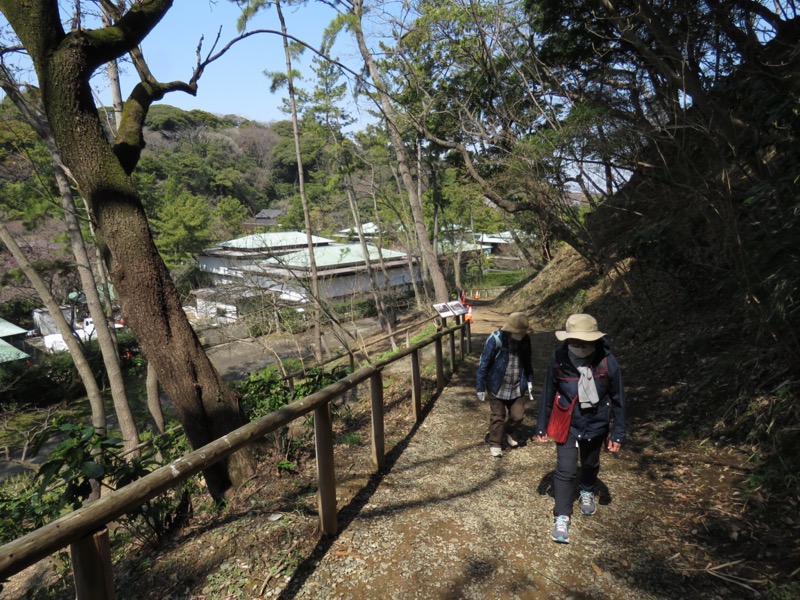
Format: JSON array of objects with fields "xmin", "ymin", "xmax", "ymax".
[{"xmin": 490, "ymin": 188, "xmax": 799, "ymax": 594}]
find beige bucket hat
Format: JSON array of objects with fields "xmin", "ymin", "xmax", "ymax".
[
  {"xmin": 501, "ymin": 312, "xmax": 531, "ymax": 334},
  {"xmin": 555, "ymin": 313, "xmax": 606, "ymax": 341}
]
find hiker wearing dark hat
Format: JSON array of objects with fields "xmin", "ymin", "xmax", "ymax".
[
  {"xmin": 535, "ymin": 313, "xmax": 626, "ymax": 544},
  {"xmin": 476, "ymin": 312, "xmax": 534, "ymax": 458}
]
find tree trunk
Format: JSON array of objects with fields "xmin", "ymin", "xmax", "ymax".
[
  {"xmin": 388, "ymin": 163, "xmax": 427, "ymax": 310},
  {"xmin": 276, "ymin": 0, "xmax": 324, "ymax": 362},
  {"xmin": 343, "ymin": 174, "xmax": 396, "ymax": 348},
  {"xmin": 58, "ymin": 170, "xmax": 142, "ymax": 455},
  {"xmin": 146, "ymin": 362, "xmax": 165, "ymax": 434},
  {"xmin": 352, "ymin": 0, "xmax": 449, "ymax": 302}
]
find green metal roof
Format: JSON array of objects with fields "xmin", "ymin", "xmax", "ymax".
[
  {"xmin": 216, "ymin": 231, "xmax": 332, "ymax": 250},
  {"xmin": 264, "ymin": 243, "xmax": 407, "ymax": 269},
  {"xmin": 0, "ymin": 317, "xmax": 27, "ymax": 337},
  {"xmin": 0, "ymin": 338, "xmax": 28, "ymax": 363}
]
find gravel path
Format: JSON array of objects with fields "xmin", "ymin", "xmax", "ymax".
[{"xmin": 274, "ymin": 306, "xmax": 723, "ymax": 600}]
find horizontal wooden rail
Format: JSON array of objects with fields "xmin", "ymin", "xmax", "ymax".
[
  {"xmin": 282, "ymin": 313, "xmax": 438, "ymax": 382},
  {"xmin": 0, "ymin": 321, "xmax": 468, "ymax": 585}
]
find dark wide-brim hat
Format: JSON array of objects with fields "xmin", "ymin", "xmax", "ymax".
[
  {"xmin": 555, "ymin": 313, "xmax": 606, "ymax": 341},
  {"xmin": 501, "ymin": 312, "xmax": 532, "ymax": 334}
]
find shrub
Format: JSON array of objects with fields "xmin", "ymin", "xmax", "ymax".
[
  {"xmin": 0, "ymin": 422, "xmax": 198, "ymax": 549},
  {"xmin": 237, "ymin": 364, "xmax": 351, "ymax": 464},
  {"xmin": 0, "ymin": 330, "xmax": 144, "ymax": 408}
]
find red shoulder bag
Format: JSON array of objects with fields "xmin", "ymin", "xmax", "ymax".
[{"xmin": 546, "ymin": 392, "xmax": 577, "ymax": 444}]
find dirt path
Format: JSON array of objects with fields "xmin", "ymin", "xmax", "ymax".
[{"xmin": 270, "ymin": 302, "xmax": 741, "ymax": 599}]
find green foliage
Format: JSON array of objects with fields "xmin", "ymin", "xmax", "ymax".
[
  {"xmin": 0, "ymin": 423, "xmax": 123, "ymax": 543},
  {"xmin": 0, "ymin": 423, "xmax": 197, "ymax": 549},
  {"xmin": 0, "ymin": 350, "xmax": 78, "ymax": 406},
  {"xmin": 768, "ymin": 582, "xmax": 800, "ymax": 600},
  {"xmin": 0, "ymin": 97, "xmax": 60, "ymax": 225},
  {"xmin": 114, "ymin": 428, "xmax": 198, "ymax": 548},
  {"xmin": 412, "ymin": 324, "xmax": 437, "ymax": 342},
  {"xmin": 237, "ymin": 368, "xmax": 292, "ymax": 419},
  {"xmin": 145, "ymin": 105, "xmax": 238, "ymax": 132},
  {"xmin": 0, "ymin": 329, "xmax": 142, "ymax": 407},
  {"xmin": 0, "ymin": 471, "xmax": 61, "ymax": 544},
  {"xmin": 237, "ymin": 364, "xmax": 351, "ymax": 468},
  {"xmin": 211, "ymin": 196, "xmax": 249, "ymax": 240},
  {"xmin": 290, "ymin": 366, "xmax": 350, "ymax": 401},
  {"xmin": 277, "ymin": 459, "xmax": 297, "ymax": 473},
  {"xmin": 744, "ymin": 383, "xmax": 800, "ymax": 498},
  {"xmin": 333, "ymin": 297, "xmax": 377, "ymax": 321},
  {"xmin": 151, "ymin": 184, "xmax": 212, "ymax": 269},
  {"xmin": 36, "ymin": 423, "xmax": 124, "ymax": 510},
  {"xmin": 375, "ymin": 324, "xmax": 437, "ymax": 361},
  {"xmin": 0, "ymin": 298, "xmax": 39, "ymax": 329},
  {"xmin": 335, "ymin": 431, "xmax": 362, "ymax": 446}
]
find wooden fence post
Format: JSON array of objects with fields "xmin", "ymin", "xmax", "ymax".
[
  {"xmin": 435, "ymin": 337, "xmax": 444, "ymax": 391},
  {"xmin": 370, "ymin": 371, "xmax": 385, "ymax": 470},
  {"xmin": 466, "ymin": 322, "xmax": 472, "ymax": 355},
  {"xmin": 411, "ymin": 349, "xmax": 422, "ymax": 421},
  {"xmin": 314, "ymin": 404, "xmax": 337, "ymax": 536},
  {"xmin": 458, "ymin": 316, "xmax": 465, "ymax": 360},
  {"xmin": 70, "ymin": 528, "xmax": 115, "ymax": 600},
  {"xmin": 449, "ymin": 330, "xmax": 456, "ymax": 373},
  {"xmin": 349, "ymin": 353, "xmax": 357, "ymax": 402}
]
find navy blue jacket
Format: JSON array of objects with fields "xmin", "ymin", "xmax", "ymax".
[
  {"xmin": 536, "ymin": 338, "xmax": 626, "ymax": 444},
  {"xmin": 476, "ymin": 330, "xmax": 534, "ymax": 397}
]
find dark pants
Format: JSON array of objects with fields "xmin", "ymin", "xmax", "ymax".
[
  {"xmin": 553, "ymin": 433, "xmax": 604, "ymax": 516},
  {"xmin": 487, "ymin": 393, "xmax": 525, "ymax": 447}
]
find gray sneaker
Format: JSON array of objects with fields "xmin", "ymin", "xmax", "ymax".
[
  {"xmin": 551, "ymin": 515, "xmax": 570, "ymax": 543},
  {"xmin": 579, "ymin": 490, "xmax": 596, "ymax": 516}
]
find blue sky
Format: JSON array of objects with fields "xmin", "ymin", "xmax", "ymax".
[{"xmin": 96, "ymin": 1, "xmax": 354, "ymax": 124}]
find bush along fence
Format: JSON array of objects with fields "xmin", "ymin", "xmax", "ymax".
[{"xmin": 0, "ymin": 317, "xmax": 471, "ymax": 599}]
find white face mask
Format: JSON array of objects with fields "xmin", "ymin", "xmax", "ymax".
[{"xmin": 568, "ymin": 343, "xmax": 594, "ymax": 358}]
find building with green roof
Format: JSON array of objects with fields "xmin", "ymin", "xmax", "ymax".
[
  {"xmin": 191, "ymin": 241, "xmax": 419, "ymax": 323},
  {"xmin": 197, "ymin": 231, "xmax": 334, "ymax": 285},
  {"xmin": 0, "ymin": 316, "xmax": 30, "ymax": 363},
  {"xmin": 241, "ymin": 243, "xmax": 415, "ymax": 300}
]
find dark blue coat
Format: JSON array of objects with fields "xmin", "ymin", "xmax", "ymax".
[
  {"xmin": 536, "ymin": 339, "xmax": 626, "ymax": 444},
  {"xmin": 476, "ymin": 330, "xmax": 534, "ymax": 397}
]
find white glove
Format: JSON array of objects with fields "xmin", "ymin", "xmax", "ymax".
[{"xmin": 477, "ymin": 392, "xmax": 486, "ymax": 402}]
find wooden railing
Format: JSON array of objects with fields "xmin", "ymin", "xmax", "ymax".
[
  {"xmin": 0, "ymin": 318, "xmax": 471, "ymax": 599},
  {"xmin": 282, "ymin": 314, "xmax": 440, "ymax": 391}
]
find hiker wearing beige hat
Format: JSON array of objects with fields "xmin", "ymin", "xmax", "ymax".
[
  {"xmin": 476, "ymin": 312, "xmax": 535, "ymax": 458},
  {"xmin": 535, "ymin": 313, "xmax": 627, "ymax": 544}
]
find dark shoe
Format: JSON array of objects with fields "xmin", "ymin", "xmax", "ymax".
[
  {"xmin": 579, "ymin": 490, "xmax": 596, "ymax": 516},
  {"xmin": 551, "ymin": 515, "xmax": 570, "ymax": 543}
]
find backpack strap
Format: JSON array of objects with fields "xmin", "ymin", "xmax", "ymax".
[
  {"xmin": 555, "ymin": 355, "xmax": 610, "ymax": 388},
  {"xmin": 595, "ymin": 356, "xmax": 610, "ymax": 389},
  {"xmin": 490, "ymin": 330, "xmax": 504, "ymax": 362}
]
